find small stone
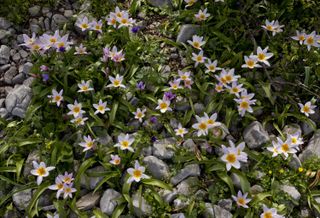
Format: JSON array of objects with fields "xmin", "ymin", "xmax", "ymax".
[
  {"xmin": 300, "ymin": 208, "xmax": 311, "ymax": 218},
  {"xmin": 80, "ymin": 166, "xmax": 104, "ymax": 190},
  {"xmin": 0, "ymin": 64, "xmax": 10, "ymax": 73},
  {"xmin": 213, "ymin": 205, "xmax": 232, "ymax": 218},
  {"xmin": 250, "ymin": 185, "xmax": 264, "ymax": 194},
  {"xmin": 4, "ymin": 66, "xmax": 17, "ymax": 84},
  {"xmin": 143, "ymin": 155, "xmax": 170, "ymax": 180},
  {"xmin": 23, "ymin": 150, "xmax": 40, "ymax": 177},
  {"xmin": 12, "ymin": 107, "xmax": 27, "ymax": 118},
  {"xmin": 171, "ymin": 213, "xmax": 185, "ymax": 218},
  {"xmin": 160, "ymin": 189, "xmax": 178, "ymax": 203},
  {"xmin": 203, "ymin": 203, "xmax": 214, "ymax": 218},
  {"xmin": 243, "ymin": 121, "xmax": 270, "ymax": 149},
  {"xmin": 22, "ymin": 62, "xmax": 33, "ymax": 75},
  {"xmin": 300, "ymin": 121, "xmax": 315, "ymax": 136},
  {"xmin": 170, "ymin": 164, "xmax": 200, "ymax": 185},
  {"xmin": 299, "ymin": 130, "xmax": 320, "ymax": 162},
  {"xmin": 182, "ymin": 139, "xmax": 197, "ymax": 152},
  {"xmin": 153, "ymin": 138, "xmax": 176, "ymax": 160},
  {"xmin": 173, "ymin": 198, "xmax": 188, "ymax": 210},
  {"xmin": 76, "ymin": 192, "xmax": 100, "ymax": 210},
  {"xmin": 44, "ymin": 18, "xmax": 51, "ymax": 31},
  {"xmin": 280, "ymin": 185, "xmax": 301, "ymax": 201},
  {"xmin": 147, "ymin": 0, "xmax": 172, "ymax": 7},
  {"xmin": 0, "ymin": 108, "xmax": 9, "ymax": 118},
  {"xmin": 12, "ymin": 188, "xmax": 32, "ymax": 210},
  {"xmin": 100, "ymin": 189, "xmax": 121, "ymax": 215},
  {"xmin": 0, "ymin": 29, "xmax": 8, "ymax": 40},
  {"xmin": 30, "ymin": 24, "xmax": 41, "ymax": 34},
  {"xmin": 194, "ymin": 103, "xmax": 205, "ymax": 114},
  {"xmin": 176, "ymin": 177, "xmax": 199, "ymax": 195},
  {"xmin": 52, "ymin": 14, "xmax": 68, "ymax": 28},
  {"xmin": 5, "ymin": 85, "xmax": 32, "ymax": 116},
  {"xmin": 12, "ymin": 73, "xmax": 25, "ymax": 84},
  {"xmin": 177, "ymin": 24, "xmax": 200, "ymax": 43},
  {"xmin": 19, "ymin": 50, "xmax": 28, "ymax": 59},
  {"xmin": 289, "ymin": 154, "xmax": 302, "ymax": 170},
  {"xmin": 0, "ymin": 45, "xmax": 10, "ymax": 65},
  {"xmin": 12, "ymin": 52, "xmax": 21, "ymax": 63},
  {"xmin": 0, "ymin": 17, "xmax": 12, "ymax": 29},
  {"xmin": 64, "ymin": 10, "xmax": 73, "ymax": 18},
  {"xmin": 29, "ymin": 5, "xmax": 41, "ymax": 17},
  {"xmin": 218, "ymin": 199, "xmax": 233, "ymax": 211},
  {"xmin": 132, "ymin": 192, "xmax": 152, "ymax": 217},
  {"xmin": 282, "ymin": 124, "xmax": 302, "ymax": 136},
  {"xmin": 23, "ymin": 77, "xmax": 35, "ymax": 87}
]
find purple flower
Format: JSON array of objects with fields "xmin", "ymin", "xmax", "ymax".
[
  {"xmin": 164, "ymin": 91, "xmax": 176, "ymax": 101},
  {"xmin": 150, "ymin": 116, "xmax": 157, "ymax": 124},
  {"xmin": 58, "ymin": 46, "xmax": 66, "ymax": 52},
  {"xmin": 42, "ymin": 73, "xmax": 49, "ymax": 82},
  {"xmin": 40, "ymin": 65, "xmax": 49, "ymax": 72},
  {"xmin": 131, "ymin": 26, "xmax": 141, "ymax": 33},
  {"xmin": 136, "ymin": 81, "xmax": 145, "ymax": 90},
  {"xmin": 151, "ymin": 136, "xmax": 157, "ymax": 142}
]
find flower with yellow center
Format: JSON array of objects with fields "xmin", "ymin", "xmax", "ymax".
[
  {"xmin": 133, "ymin": 108, "xmax": 146, "ymax": 122},
  {"xmin": 79, "ymin": 135, "xmax": 96, "ymax": 152},
  {"xmin": 187, "ymin": 35, "xmax": 205, "ymax": 50},
  {"xmin": 107, "ymin": 74, "xmax": 126, "ymax": 88},
  {"xmin": 31, "ymin": 161, "xmax": 55, "ymax": 185},
  {"xmin": 292, "ymin": 30, "xmax": 306, "ymax": 45},
  {"xmin": 110, "ymin": 154, "xmax": 121, "ymax": 165},
  {"xmin": 298, "ymin": 101, "xmax": 316, "ymax": 117},
  {"xmin": 67, "ymin": 100, "xmax": 85, "ymax": 118},
  {"xmin": 156, "ymin": 98, "xmax": 172, "ymax": 113},
  {"xmin": 78, "ymin": 80, "xmax": 94, "ymax": 93},
  {"xmin": 255, "ymin": 46, "xmax": 273, "ymax": 66},
  {"xmin": 175, "ymin": 123, "xmax": 188, "ymax": 138},
  {"xmin": 232, "ymin": 190, "xmax": 251, "ymax": 208},
  {"xmin": 221, "ymin": 144, "xmax": 247, "ymax": 171},
  {"xmin": 114, "ymin": 133, "xmax": 135, "ymax": 152},
  {"xmin": 127, "ymin": 161, "xmax": 150, "ymax": 183},
  {"xmin": 260, "ymin": 205, "xmax": 284, "ymax": 218},
  {"xmin": 49, "ymin": 176, "xmax": 65, "ymax": 198},
  {"xmin": 93, "ymin": 99, "xmax": 110, "ymax": 115},
  {"xmin": 48, "ymin": 88, "xmax": 63, "ymax": 107},
  {"xmin": 242, "ymin": 55, "xmax": 261, "ymax": 69}
]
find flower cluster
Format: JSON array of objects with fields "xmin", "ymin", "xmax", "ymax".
[
  {"xmin": 262, "ymin": 19, "xmax": 284, "ymax": 36},
  {"xmin": 292, "ymin": 30, "xmax": 320, "ymax": 50},
  {"xmin": 49, "ymin": 172, "xmax": 76, "ymax": 199},
  {"xmin": 75, "ymin": 16, "xmax": 103, "ymax": 33},
  {"xmin": 241, "ymin": 46, "xmax": 273, "ymax": 69},
  {"xmin": 102, "ymin": 46, "xmax": 125, "ymax": 63},
  {"xmin": 106, "ymin": 6, "xmax": 135, "ymax": 28},
  {"xmin": 192, "ymin": 112, "xmax": 221, "ymax": 137}
]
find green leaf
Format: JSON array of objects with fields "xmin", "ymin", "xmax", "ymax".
[
  {"xmin": 27, "ymin": 182, "xmax": 50, "ymax": 217},
  {"xmin": 232, "ymin": 169, "xmax": 251, "ymax": 193},
  {"xmin": 217, "ymin": 172, "xmax": 235, "ymax": 195},
  {"xmin": 109, "ymin": 101, "xmax": 119, "ymax": 126},
  {"xmin": 251, "ymin": 192, "xmax": 272, "ymax": 206},
  {"xmin": 74, "ymin": 158, "xmax": 96, "ymax": 193},
  {"xmin": 142, "ymin": 178, "xmax": 173, "ymax": 191},
  {"xmin": 93, "ymin": 208, "xmax": 109, "ymax": 218},
  {"xmin": 111, "ymin": 203, "xmax": 126, "ymax": 218},
  {"xmin": 94, "ymin": 171, "xmax": 120, "ymax": 194}
]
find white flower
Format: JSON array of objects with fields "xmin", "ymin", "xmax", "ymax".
[
  {"xmin": 255, "ymin": 46, "xmax": 273, "ymax": 66},
  {"xmin": 261, "ymin": 19, "xmax": 284, "ymax": 36},
  {"xmin": 127, "ymin": 161, "xmax": 150, "ymax": 183},
  {"xmin": 215, "ymin": 68, "xmax": 240, "ymax": 86},
  {"xmin": 74, "ymin": 43, "xmax": 88, "ymax": 55},
  {"xmin": 93, "ymin": 99, "xmax": 110, "ymax": 115},
  {"xmin": 178, "ymin": 70, "xmax": 191, "ymax": 81},
  {"xmin": 169, "ymin": 79, "xmax": 182, "ymax": 90},
  {"xmin": 304, "ymin": 31, "xmax": 320, "ymax": 51},
  {"xmin": 291, "ymin": 30, "xmax": 306, "ymax": 45},
  {"xmin": 76, "ymin": 16, "xmax": 90, "ymax": 31},
  {"xmin": 156, "ymin": 98, "xmax": 172, "ymax": 113},
  {"xmin": 276, "ymin": 137, "xmax": 298, "ymax": 159},
  {"xmin": 48, "ymin": 176, "xmax": 64, "ymax": 199},
  {"xmin": 192, "ymin": 115, "xmax": 209, "ymax": 137},
  {"xmin": 106, "ymin": 14, "xmax": 117, "ymax": 28},
  {"xmin": 67, "ymin": 100, "xmax": 85, "ymax": 118},
  {"xmin": 241, "ymin": 55, "xmax": 261, "ymax": 69},
  {"xmin": 228, "ymin": 141, "xmax": 248, "ymax": 162},
  {"xmin": 288, "ymin": 132, "xmax": 303, "ymax": 147},
  {"xmin": 107, "ymin": 74, "xmax": 126, "ymax": 88},
  {"xmin": 266, "ymin": 141, "xmax": 280, "ymax": 157},
  {"xmin": 205, "ymin": 59, "xmax": 221, "ymax": 73},
  {"xmin": 110, "ymin": 154, "xmax": 121, "ymax": 165},
  {"xmin": 232, "ymin": 190, "xmax": 251, "ymax": 208},
  {"xmin": 133, "ymin": 108, "xmax": 146, "ymax": 122},
  {"xmin": 89, "ymin": 19, "xmax": 103, "ymax": 33},
  {"xmin": 59, "ymin": 172, "xmax": 74, "ymax": 184},
  {"xmin": 79, "ymin": 135, "xmax": 96, "ymax": 152},
  {"xmin": 117, "ymin": 13, "xmax": 135, "ymax": 28},
  {"xmin": 195, "ymin": 8, "xmax": 210, "ymax": 21},
  {"xmin": 62, "ymin": 183, "xmax": 77, "ymax": 199},
  {"xmin": 227, "ymin": 82, "xmax": 244, "ymax": 97},
  {"xmin": 298, "ymin": 101, "xmax": 316, "ymax": 117},
  {"xmin": 220, "ymin": 145, "xmax": 247, "ymax": 171},
  {"xmin": 192, "ymin": 50, "xmax": 207, "ymax": 67},
  {"xmin": 77, "ymin": 80, "xmax": 94, "ymax": 92},
  {"xmin": 204, "ymin": 112, "xmax": 221, "ymax": 128},
  {"xmin": 215, "ymin": 83, "xmax": 224, "ymax": 93},
  {"xmin": 187, "ymin": 35, "xmax": 206, "ymax": 50},
  {"xmin": 114, "ymin": 133, "xmax": 135, "ymax": 152},
  {"xmin": 260, "ymin": 205, "xmax": 284, "ymax": 218},
  {"xmin": 48, "ymin": 89, "xmax": 63, "ymax": 107},
  {"xmin": 175, "ymin": 123, "xmax": 188, "ymax": 138},
  {"xmin": 70, "ymin": 114, "xmax": 88, "ymax": 126},
  {"xmin": 31, "ymin": 161, "xmax": 55, "ymax": 185},
  {"xmin": 234, "ymin": 90, "xmax": 256, "ymax": 117}
]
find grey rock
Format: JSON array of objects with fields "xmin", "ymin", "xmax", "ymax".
[
  {"xmin": 12, "ymin": 188, "xmax": 32, "ymax": 210},
  {"xmin": 0, "ymin": 45, "xmax": 10, "ymax": 65},
  {"xmin": 30, "ymin": 24, "xmax": 41, "ymax": 34},
  {"xmin": 218, "ymin": 199, "xmax": 233, "ymax": 211},
  {"xmin": 22, "ymin": 62, "xmax": 33, "ymax": 75},
  {"xmin": 213, "ymin": 205, "xmax": 232, "ymax": 218},
  {"xmin": 80, "ymin": 166, "xmax": 104, "ymax": 190},
  {"xmin": 141, "ymin": 146, "xmax": 153, "ymax": 156},
  {"xmin": 289, "ymin": 154, "xmax": 302, "ymax": 170},
  {"xmin": 42, "ymin": 7, "xmax": 50, "ymax": 15},
  {"xmin": 147, "ymin": 0, "xmax": 172, "ymax": 7},
  {"xmin": 29, "ymin": 5, "xmax": 41, "ymax": 17},
  {"xmin": 12, "ymin": 52, "xmax": 21, "ymax": 63},
  {"xmin": 0, "ymin": 29, "xmax": 8, "ymax": 40},
  {"xmin": 143, "ymin": 155, "xmax": 170, "ymax": 180},
  {"xmin": 0, "ymin": 98, "xmax": 5, "ymax": 107},
  {"xmin": 171, "ymin": 164, "xmax": 200, "ymax": 185},
  {"xmin": 80, "ymin": 0, "xmax": 92, "ymax": 11},
  {"xmin": 0, "ymin": 17, "xmax": 12, "ymax": 29},
  {"xmin": 153, "ymin": 138, "xmax": 176, "ymax": 160},
  {"xmin": 182, "ymin": 139, "xmax": 197, "ymax": 152},
  {"xmin": 64, "ymin": 10, "xmax": 73, "ymax": 18},
  {"xmin": 250, "ymin": 185, "xmax": 264, "ymax": 194},
  {"xmin": 176, "ymin": 177, "xmax": 199, "ymax": 195},
  {"xmin": 52, "ymin": 14, "xmax": 68, "ymax": 29},
  {"xmin": 12, "ymin": 107, "xmax": 27, "ymax": 118},
  {"xmin": 100, "ymin": 189, "xmax": 121, "ymax": 215},
  {"xmin": 300, "ymin": 208, "xmax": 311, "ymax": 218},
  {"xmin": 203, "ymin": 203, "xmax": 214, "ymax": 218},
  {"xmin": 5, "ymin": 85, "xmax": 32, "ymax": 116},
  {"xmin": 282, "ymin": 124, "xmax": 302, "ymax": 136},
  {"xmin": 194, "ymin": 103, "xmax": 205, "ymax": 114},
  {"xmin": 299, "ymin": 130, "xmax": 320, "ymax": 162},
  {"xmin": 177, "ymin": 24, "xmax": 200, "ymax": 43},
  {"xmin": 132, "ymin": 193, "xmax": 152, "ymax": 217},
  {"xmin": 171, "ymin": 213, "xmax": 185, "ymax": 218},
  {"xmin": 23, "ymin": 77, "xmax": 35, "ymax": 87},
  {"xmin": 195, "ymin": 189, "xmax": 207, "ymax": 200},
  {"xmin": 212, "ymin": 123, "xmax": 230, "ymax": 139},
  {"xmin": 280, "ymin": 185, "xmax": 301, "ymax": 201},
  {"xmin": 12, "ymin": 73, "xmax": 25, "ymax": 84},
  {"xmin": 300, "ymin": 121, "xmax": 315, "ymax": 136},
  {"xmin": 76, "ymin": 192, "xmax": 100, "ymax": 210},
  {"xmin": 4, "ymin": 66, "xmax": 17, "ymax": 84},
  {"xmin": 96, "ymin": 133, "xmax": 112, "ymax": 145},
  {"xmin": 23, "ymin": 150, "xmax": 40, "ymax": 177},
  {"xmin": 0, "ymin": 64, "xmax": 10, "ymax": 73},
  {"xmin": 243, "ymin": 121, "xmax": 270, "ymax": 149},
  {"xmin": 173, "ymin": 198, "xmax": 188, "ymax": 210},
  {"xmin": 230, "ymin": 173, "xmax": 241, "ymax": 189},
  {"xmin": 4, "ymin": 207, "xmax": 20, "ymax": 218},
  {"xmin": 0, "ymin": 108, "xmax": 9, "ymax": 118},
  {"xmin": 44, "ymin": 18, "xmax": 51, "ymax": 31},
  {"xmin": 19, "ymin": 50, "xmax": 28, "ymax": 59},
  {"xmin": 160, "ymin": 189, "xmax": 178, "ymax": 203}
]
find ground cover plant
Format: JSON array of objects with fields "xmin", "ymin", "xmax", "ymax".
[{"xmin": 1, "ymin": 0, "xmax": 320, "ymax": 217}]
